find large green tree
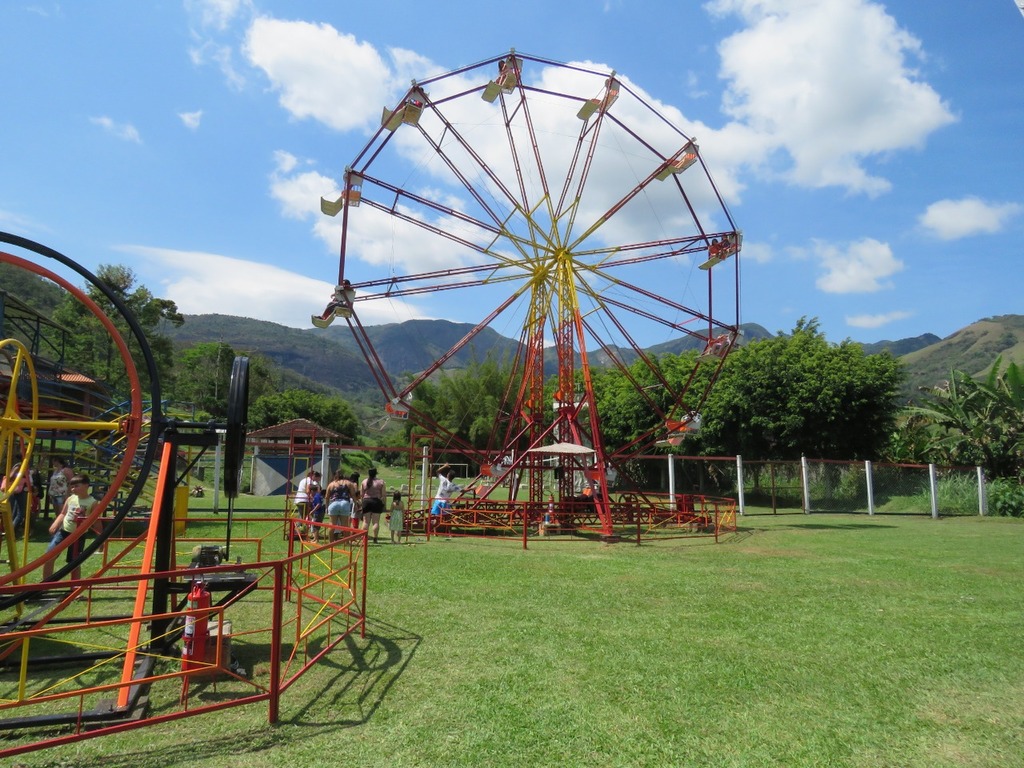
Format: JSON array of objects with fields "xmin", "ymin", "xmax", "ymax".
[
  {"xmin": 591, "ymin": 351, "xmax": 706, "ymax": 450},
  {"xmin": 248, "ymin": 389, "xmax": 361, "ymax": 440},
  {"xmin": 173, "ymin": 342, "xmax": 277, "ymax": 419},
  {"xmin": 408, "ymin": 358, "xmax": 514, "ymax": 449},
  {"xmin": 0, "ymin": 262, "xmax": 63, "ymax": 316},
  {"xmin": 697, "ymin": 318, "xmax": 905, "ymax": 459},
  {"xmin": 51, "ymin": 264, "xmax": 183, "ymax": 398}
]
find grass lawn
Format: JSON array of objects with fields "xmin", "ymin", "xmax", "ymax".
[{"xmin": 21, "ymin": 513, "xmax": 1024, "ymax": 768}]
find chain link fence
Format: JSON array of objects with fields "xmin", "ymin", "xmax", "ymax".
[
  {"xmin": 183, "ymin": 444, "xmax": 988, "ymax": 519},
  {"xmin": 625, "ymin": 456, "xmax": 985, "ymax": 517},
  {"xmin": 760, "ymin": 459, "xmax": 983, "ymax": 517}
]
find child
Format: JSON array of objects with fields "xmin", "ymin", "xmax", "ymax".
[
  {"xmin": 308, "ymin": 484, "xmax": 325, "ymax": 543},
  {"xmin": 388, "ymin": 491, "xmax": 405, "ymax": 544},
  {"xmin": 43, "ymin": 474, "xmax": 99, "ymax": 580}
]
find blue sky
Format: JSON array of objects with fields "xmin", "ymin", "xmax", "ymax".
[{"xmin": 2, "ymin": 0, "xmax": 1022, "ymax": 348}]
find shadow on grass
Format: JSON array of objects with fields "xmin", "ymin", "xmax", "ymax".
[
  {"xmin": 284, "ymin": 616, "xmax": 422, "ymax": 728},
  {"xmin": 37, "ymin": 618, "xmax": 423, "ymax": 768}
]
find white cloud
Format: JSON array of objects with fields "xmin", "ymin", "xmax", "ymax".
[
  {"xmin": 845, "ymin": 310, "xmax": 912, "ymax": 329},
  {"xmin": 269, "ymin": 151, "xmax": 335, "ymax": 222},
  {"xmin": 184, "ymin": 0, "xmax": 250, "ymax": 31},
  {"xmin": 119, "ymin": 244, "xmax": 428, "ymax": 328},
  {"xmin": 243, "ymin": 17, "xmax": 397, "ymax": 131},
  {"xmin": 738, "ymin": 240, "xmax": 772, "ymax": 264},
  {"xmin": 684, "ymin": 70, "xmax": 709, "ymax": 100},
  {"xmin": 90, "ymin": 116, "xmax": 142, "ymax": 143},
  {"xmin": 707, "ymin": 0, "xmax": 956, "ymax": 195},
  {"xmin": 814, "ymin": 238, "xmax": 903, "ymax": 293},
  {"xmin": 0, "ymin": 208, "xmax": 38, "ymax": 230},
  {"xmin": 185, "ymin": 1, "xmax": 252, "ymax": 88},
  {"xmin": 179, "ymin": 109, "xmax": 203, "ymax": 130},
  {"xmin": 26, "ymin": 4, "xmax": 62, "ymax": 18},
  {"xmin": 189, "ymin": 40, "xmax": 246, "ymax": 90},
  {"xmin": 918, "ymin": 197, "xmax": 1023, "ymax": 240}
]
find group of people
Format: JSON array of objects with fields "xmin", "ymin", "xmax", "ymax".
[
  {"xmin": 291, "ymin": 462, "xmax": 474, "ymax": 544},
  {"xmin": 708, "ymin": 233, "xmax": 739, "ymax": 260},
  {"xmin": 2, "ymin": 455, "xmax": 77, "ymax": 535},
  {"xmin": 293, "ymin": 467, "xmax": 405, "ymax": 544},
  {"xmin": 0, "ymin": 454, "xmax": 101, "ymax": 580}
]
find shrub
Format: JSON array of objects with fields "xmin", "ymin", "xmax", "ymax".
[{"xmin": 987, "ymin": 478, "xmax": 1024, "ymax": 517}]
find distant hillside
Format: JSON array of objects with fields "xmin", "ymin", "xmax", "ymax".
[
  {"xmin": 166, "ymin": 314, "xmax": 376, "ymax": 394},
  {"xmin": 898, "ymin": 315, "xmax": 1024, "ymax": 395},
  {"xmin": 162, "ymin": 312, "xmax": 1024, "ymax": 405},
  {"xmin": 14, "ymin": 259, "xmax": 1019, "ymax": 410},
  {"xmin": 0, "ymin": 263, "xmax": 63, "ymax": 315},
  {"xmin": 173, "ymin": 316, "xmax": 781, "ymax": 398},
  {"xmin": 314, "ymin": 318, "xmax": 522, "ymax": 377},
  {"xmin": 645, "ymin": 323, "xmax": 774, "ymax": 357},
  {"xmin": 861, "ymin": 333, "xmax": 941, "ymax": 357}
]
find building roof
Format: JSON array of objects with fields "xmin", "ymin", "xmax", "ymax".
[{"xmin": 246, "ymin": 417, "xmax": 348, "ymax": 442}]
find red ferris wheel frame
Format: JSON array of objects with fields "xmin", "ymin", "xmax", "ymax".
[{"xmin": 317, "ymin": 51, "xmax": 741, "ymax": 537}]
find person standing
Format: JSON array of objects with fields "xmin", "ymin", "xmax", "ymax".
[
  {"xmin": 43, "ymin": 474, "xmax": 98, "ymax": 580},
  {"xmin": 388, "ymin": 491, "xmax": 405, "ymax": 544},
  {"xmin": 348, "ymin": 472, "xmax": 362, "ymax": 528},
  {"xmin": 48, "ymin": 457, "xmax": 73, "ymax": 519},
  {"xmin": 430, "ymin": 465, "xmax": 462, "ymax": 517},
  {"xmin": 293, "ymin": 470, "xmax": 319, "ymax": 522},
  {"xmin": 2, "ymin": 456, "xmax": 30, "ymax": 534},
  {"xmin": 325, "ymin": 470, "xmax": 351, "ymax": 539},
  {"xmin": 361, "ymin": 468, "xmax": 386, "ymax": 543},
  {"xmin": 308, "ymin": 483, "xmax": 326, "ymax": 542}
]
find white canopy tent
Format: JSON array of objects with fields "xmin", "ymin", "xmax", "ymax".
[{"xmin": 526, "ymin": 442, "xmax": 595, "ymax": 455}]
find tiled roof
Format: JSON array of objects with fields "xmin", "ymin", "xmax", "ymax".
[{"xmin": 246, "ymin": 417, "xmax": 348, "ymax": 441}]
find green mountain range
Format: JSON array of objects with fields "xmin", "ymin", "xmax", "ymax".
[
  {"xmin": 166, "ymin": 313, "xmax": 1024, "ymax": 403},
  {"xmin": 9, "ymin": 258, "xmax": 1020, "ymax": 408}
]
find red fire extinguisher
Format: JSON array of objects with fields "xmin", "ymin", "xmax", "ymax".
[{"xmin": 181, "ymin": 579, "xmax": 210, "ymax": 700}]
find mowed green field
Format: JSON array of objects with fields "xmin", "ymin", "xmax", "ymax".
[{"xmin": 24, "ymin": 514, "xmax": 1024, "ymax": 768}]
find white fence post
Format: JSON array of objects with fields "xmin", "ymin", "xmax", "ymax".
[
  {"xmin": 421, "ymin": 445, "xmax": 430, "ymax": 510},
  {"xmin": 977, "ymin": 466, "xmax": 987, "ymax": 516},
  {"xmin": 249, "ymin": 445, "xmax": 258, "ymax": 494},
  {"xmin": 865, "ymin": 460, "xmax": 874, "ymax": 516},
  {"xmin": 668, "ymin": 453, "xmax": 676, "ymax": 506},
  {"xmin": 929, "ymin": 463, "xmax": 939, "ymax": 519},
  {"xmin": 736, "ymin": 454, "xmax": 745, "ymax": 516},
  {"xmin": 801, "ymin": 455, "xmax": 811, "ymax": 514},
  {"xmin": 213, "ymin": 434, "xmax": 222, "ymax": 513}
]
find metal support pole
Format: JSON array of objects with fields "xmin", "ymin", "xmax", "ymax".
[
  {"xmin": 212, "ymin": 434, "xmax": 222, "ymax": 513},
  {"xmin": 929, "ymin": 463, "xmax": 939, "ymax": 519},
  {"xmin": 250, "ymin": 445, "xmax": 259, "ymax": 494},
  {"xmin": 667, "ymin": 454, "xmax": 676, "ymax": 506},
  {"xmin": 865, "ymin": 460, "xmax": 874, "ymax": 516},
  {"xmin": 977, "ymin": 466, "xmax": 987, "ymax": 516},
  {"xmin": 801, "ymin": 455, "xmax": 811, "ymax": 515},
  {"xmin": 735, "ymin": 454, "xmax": 745, "ymax": 515},
  {"xmin": 421, "ymin": 445, "xmax": 429, "ymax": 511},
  {"xmin": 268, "ymin": 562, "xmax": 284, "ymax": 724}
]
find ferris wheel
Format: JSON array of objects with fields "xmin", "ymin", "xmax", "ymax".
[{"xmin": 316, "ymin": 51, "xmax": 741, "ymax": 535}]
